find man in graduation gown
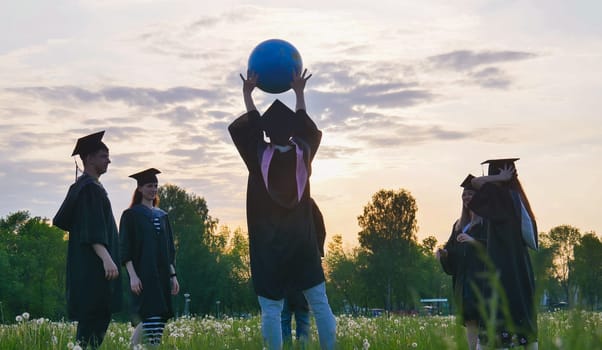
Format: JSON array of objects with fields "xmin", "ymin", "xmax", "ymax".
[
  {"xmin": 468, "ymin": 159, "xmax": 538, "ymax": 349},
  {"xmin": 53, "ymin": 131, "xmax": 122, "ymax": 349},
  {"xmin": 229, "ymin": 69, "xmax": 336, "ymax": 350}
]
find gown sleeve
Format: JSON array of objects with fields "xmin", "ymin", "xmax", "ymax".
[
  {"xmin": 74, "ymin": 184, "xmax": 110, "ymax": 246},
  {"xmin": 165, "ymin": 214, "xmax": 176, "ymax": 266},
  {"xmin": 468, "ymin": 183, "xmax": 514, "ymax": 222},
  {"xmin": 440, "ymin": 223, "xmax": 459, "ymax": 276},
  {"xmin": 294, "ymin": 109, "xmax": 322, "ymax": 160},
  {"xmin": 228, "ymin": 110, "xmax": 261, "ymax": 171},
  {"xmin": 119, "ymin": 209, "xmax": 134, "ymax": 265}
]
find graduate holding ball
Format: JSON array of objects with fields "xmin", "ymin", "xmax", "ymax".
[{"xmin": 229, "ymin": 58, "xmax": 336, "ymax": 349}]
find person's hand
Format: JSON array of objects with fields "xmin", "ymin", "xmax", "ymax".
[
  {"xmin": 240, "ymin": 70, "xmax": 258, "ymax": 95},
  {"xmin": 291, "ymin": 68, "xmax": 312, "ymax": 95},
  {"xmin": 171, "ymin": 276, "xmax": 180, "ymax": 295},
  {"xmin": 436, "ymin": 248, "xmax": 448, "ymax": 259},
  {"xmin": 102, "ymin": 258, "xmax": 119, "ymax": 280},
  {"xmin": 130, "ymin": 275, "xmax": 143, "ymax": 295},
  {"xmin": 457, "ymin": 233, "xmax": 475, "ymax": 243},
  {"xmin": 497, "ymin": 164, "xmax": 516, "ymax": 182}
]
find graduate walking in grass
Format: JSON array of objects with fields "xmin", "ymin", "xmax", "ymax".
[
  {"xmin": 120, "ymin": 168, "xmax": 180, "ymax": 348},
  {"xmin": 53, "ymin": 131, "xmax": 122, "ymax": 349},
  {"xmin": 438, "ymin": 174, "xmax": 487, "ymax": 350},
  {"xmin": 468, "ymin": 159, "xmax": 538, "ymax": 349}
]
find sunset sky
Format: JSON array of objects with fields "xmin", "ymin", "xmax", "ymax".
[{"xmin": 1, "ymin": 0, "xmax": 601, "ymax": 249}]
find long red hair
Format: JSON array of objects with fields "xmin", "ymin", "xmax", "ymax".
[{"xmin": 129, "ymin": 188, "xmax": 159, "ymax": 208}]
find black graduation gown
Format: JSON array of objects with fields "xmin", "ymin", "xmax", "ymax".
[
  {"xmin": 119, "ymin": 205, "xmax": 176, "ymax": 324},
  {"xmin": 54, "ymin": 174, "xmax": 122, "ymax": 320},
  {"xmin": 229, "ymin": 109, "xmax": 326, "ymax": 300},
  {"xmin": 440, "ymin": 221, "xmax": 487, "ymax": 323},
  {"xmin": 468, "ymin": 183, "xmax": 537, "ymax": 343}
]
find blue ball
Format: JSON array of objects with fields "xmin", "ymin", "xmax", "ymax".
[{"xmin": 248, "ymin": 39, "xmax": 303, "ymax": 94}]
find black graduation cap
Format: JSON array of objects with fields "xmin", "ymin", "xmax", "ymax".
[
  {"xmin": 129, "ymin": 168, "xmax": 161, "ymax": 186},
  {"xmin": 460, "ymin": 174, "xmax": 475, "ymax": 190},
  {"xmin": 481, "ymin": 158, "xmax": 519, "ymax": 176},
  {"xmin": 260, "ymin": 99, "xmax": 296, "ymax": 145},
  {"xmin": 71, "ymin": 131, "xmax": 107, "ymax": 156}
]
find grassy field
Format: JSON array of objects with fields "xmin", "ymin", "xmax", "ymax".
[{"xmin": 1, "ymin": 311, "xmax": 601, "ymax": 349}]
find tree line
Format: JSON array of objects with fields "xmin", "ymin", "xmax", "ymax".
[{"xmin": 0, "ymin": 185, "xmax": 600, "ymax": 323}]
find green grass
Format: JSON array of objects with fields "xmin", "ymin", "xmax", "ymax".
[{"xmin": 1, "ymin": 311, "xmax": 601, "ymax": 349}]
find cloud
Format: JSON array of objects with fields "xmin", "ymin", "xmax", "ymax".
[
  {"xmin": 316, "ymin": 145, "xmax": 362, "ymax": 159},
  {"xmin": 468, "ymin": 67, "xmax": 512, "ymax": 89},
  {"xmin": 357, "ymin": 123, "xmax": 471, "ymax": 147},
  {"xmin": 428, "ymin": 50, "xmax": 537, "ymax": 71},
  {"xmin": 7, "ymin": 86, "xmax": 218, "ymax": 108}
]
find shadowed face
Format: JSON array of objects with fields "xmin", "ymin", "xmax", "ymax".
[
  {"xmin": 462, "ymin": 189, "xmax": 475, "ymax": 208},
  {"xmin": 86, "ymin": 149, "xmax": 111, "ymax": 176}
]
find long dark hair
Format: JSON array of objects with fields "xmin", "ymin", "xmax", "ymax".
[
  {"xmin": 455, "ymin": 189, "xmax": 482, "ymax": 232},
  {"xmin": 509, "ymin": 178, "xmax": 536, "ymax": 222},
  {"xmin": 129, "ymin": 188, "xmax": 159, "ymax": 208}
]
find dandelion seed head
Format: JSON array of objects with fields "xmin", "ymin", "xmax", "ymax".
[{"xmin": 412, "ymin": 342, "xmax": 418, "ymax": 347}]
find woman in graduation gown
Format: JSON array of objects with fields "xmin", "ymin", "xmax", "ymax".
[
  {"xmin": 438, "ymin": 174, "xmax": 487, "ymax": 350},
  {"xmin": 229, "ymin": 70, "xmax": 336, "ymax": 350},
  {"xmin": 468, "ymin": 159, "xmax": 538, "ymax": 349},
  {"xmin": 120, "ymin": 168, "xmax": 180, "ymax": 348}
]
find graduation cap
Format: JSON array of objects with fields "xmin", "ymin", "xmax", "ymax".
[
  {"xmin": 129, "ymin": 168, "xmax": 161, "ymax": 186},
  {"xmin": 260, "ymin": 99, "xmax": 296, "ymax": 145},
  {"xmin": 481, "ymin": 158, "xmax": 519, "ymax": 176},
  {"xmin": 71, "ymin": 131, "xmax": 107, "ymax": 157},
  {"xmin": 460, "ymin": 174, "xmax": 475, "ymax": 190}
]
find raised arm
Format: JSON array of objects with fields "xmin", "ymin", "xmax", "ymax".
[
  {"xmin": 240, "ymin": 71, "xmax": 258, "ymax": 113},
  {"xmin": 471, "ymin": 164, "xmax": 516, "ymax": 189},
  {"xmin": 291, "ymin": 68, "xmax": 312, "ymax": 111}
]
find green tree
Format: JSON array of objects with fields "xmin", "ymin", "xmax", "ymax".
[
  {"xmin": 572, "ymin": 232, "xmax": 602, "ymax": 310},
  {"xmin": 421, "ymin": 236, "xmax": 438, "ymax": 255},
  {"xmin": 548, "ymin": 225, "xmax": 581, "ymax": 304},
  {"xmin": 158, "ymin": 184, "xmax": 218, "ymax": 315},
  {"xmin": 324, "ymin": 234, "xmax": 365, "ymax": 314},
  {"xmin": 529, "ymin": 232, "xmax": 560, "ymax": 308},
  {"xmin": 357, "ymin": 188, "xmax": 420, "ymax": 311},
  {"xmin": 0, "ymin": 211, "xmax": 67, "ymax": 320}
]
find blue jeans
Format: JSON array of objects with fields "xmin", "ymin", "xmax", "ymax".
[
  {"xmin": 281, "ymin": 298, "xmax": 310, "ymax": 344},
  {"xmin": 258, "ymin": 282, "xmax": 336, "ymax": 350}
]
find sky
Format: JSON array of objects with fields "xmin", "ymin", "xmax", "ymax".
[{"xmin": 1, "ymin": 0, "xmax": 601, "ymax": 249}]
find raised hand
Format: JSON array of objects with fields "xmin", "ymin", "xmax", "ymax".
[
  {"xmin": 240, "ymin": 70, "xmax": 258, "ymax": 94},
  {"xmin": 498, "ymin": 164, "xmax": 517, "ymax": 182},
  {"xmin": 291, "ymin": 68, "xmax": 312, "ymax": 94},
  {"xmin": 240, "ymin": 71, "xmax": 258, "ymax": 112}
]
